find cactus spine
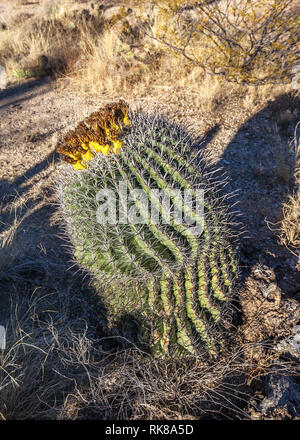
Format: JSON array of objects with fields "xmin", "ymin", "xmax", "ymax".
[{"xmin": 58, "ymin": 101, "xmax": 238, "ymax": 358}]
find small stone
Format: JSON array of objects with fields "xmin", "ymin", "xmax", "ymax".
[
  {"xmin": 259, "ymin": 374, "xmax": 300, "ymax": 418},
  {"xmin": 102, "ymin": 5, "xmax": 121, "ymax": 21},
  {"xmin": 275, "ymin": 325, "xmax": 300, "ymax": 359},
  {"xmin": 262, "ymin": 282, "xmax": 279, "ymax": 300}
]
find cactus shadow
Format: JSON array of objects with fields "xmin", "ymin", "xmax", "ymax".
[
  {"xmin": 115, "ymin": 313, "xmax": 151, "ymax": 352},
  {"xmin": 0, "ymin": 155, "xmax": 110, "ymax": 343},
  {"xmin": 195, "ymin": 123, "xmax": 220, "ymax": 148},
  {"xmin": 0, "ymin": 191, "xmax": 110, "ymax": 340},
  {"xmin": 0, "ymin": 150, "xmax": 59, "ymax": 235},
  {"xmin": 216, "ymin": 92, "xmax": 300, "ymax": 298}
]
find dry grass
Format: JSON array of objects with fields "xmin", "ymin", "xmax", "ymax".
[
  {"xmin": 0, "ymin": 12, "xmax": 82, "ymax": 78},
  {"xmin": 67, "ymin": 4, "xmax": 294, "ymax": 106},
  {"xmin": 1, "ymin": 282, "xmax": 298, "ymax": 420},
  {"xmin": 280, "ymin": 122, "xmax": 300, "ymax": 254},
  {"xmin": 0, "ymin": 0, "xmax": 294, "ymax": 106},
  {"xmin": 0, "ymin": 1, "xmax": 112, "ymax": 78}
]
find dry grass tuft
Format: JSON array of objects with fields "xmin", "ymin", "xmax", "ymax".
[
  {"xmin": 280, "ymin": 122, "xmax": 300, "ymax": 254},
  {"xmin": 0, "ymin": 3, "xmax": 104, "ymax": 79},
  {"xmin": 0, "ymin": 299, "xmax": 293, "ymax": 420},
  {"xmin": 0, "ymin": 258, "xmax": 299, "ymax": 420}
]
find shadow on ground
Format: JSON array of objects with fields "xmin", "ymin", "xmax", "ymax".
[
  {"xmin": 0, "ymin": 77, "xmax": 54, "ymax": 111},
  {"xmin": 218, "ymin": 92, "xmax": 300, "ymax": 299}
]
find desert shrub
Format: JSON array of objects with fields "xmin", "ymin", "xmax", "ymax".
[{"xmin": 144, "ymin": 0, "xmax": 300, "ymax": 85}]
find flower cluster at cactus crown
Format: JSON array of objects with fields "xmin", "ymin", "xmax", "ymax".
[{"xmin": 57, "ymin": 100, "xmax": 130, "ymax": 169}]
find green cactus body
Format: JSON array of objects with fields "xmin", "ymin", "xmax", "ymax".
[{"xmin": 58, "ymin": 110, "xmax": 238, "ymax": 358}]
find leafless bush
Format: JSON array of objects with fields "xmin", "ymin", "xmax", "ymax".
[{"xmin": 146, "ymin": 0, "xmax": 300, "ymax": 85}]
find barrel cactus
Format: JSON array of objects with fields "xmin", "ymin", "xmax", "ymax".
[{"xmin": 57, "ymin": 100, "xmax": 238, "ymax": 358}]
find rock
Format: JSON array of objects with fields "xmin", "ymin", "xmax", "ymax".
[
  {"xmin": 0, "ymin": 65, "xmax": 7, "ymax": 90},
  {"xmin": 258, "ymin": 374, "xmax": 300, "ymax": 419},
  {"xmin": 275, "ymin": 325, "xmax": 300, "ymax": 360},
  {"xmin": 238, "ymin": 264, "xmax": 300, "ymax": 345},
  {"xmin": 262, "ymin": 282, "xmax": 279, "ymax": 300},
  {"xmin": 102, "ymin": 5, "xmax": 132, "ymax": 23},
  {"xmin": 102, "ymin": 6, "xmax": 121, "ymax": 21}
]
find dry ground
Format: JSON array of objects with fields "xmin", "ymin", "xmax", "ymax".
[{"xmin": 0, "ymin": 0, "xmax": 300, "ymax": 420}]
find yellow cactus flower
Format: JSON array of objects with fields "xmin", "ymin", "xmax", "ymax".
[
  {"xmin": 82, "ymin": 150, "xmax": 94, "ymax": 161},
  {"xmin": 89, "ymin": 142, "xmax": 111, "ymax": 155},
  {"xmin": 58, "ymin": 100, "xmax": 130, "ymax": 169},
  {"xmin": 111, "ymin": 120, "xmax": 121, "ymax": 132},
  {"xmin": 112, "ymin": 140, "xmax": 122, "ymax": 154},
  {"xmin": 89, "ymin": 141, "xmax": 104, "ymax": 153},
  {"xmin": 73, "ymin": 161, "xmax": 87, "ymax": 170},
  {"xmin": 68, "ymin": 151, "xmax": 83, "ymax": 161},
  {"xmin": 123, "ymin": 114, "xmax": 130, "ymax": 126},
  {"xmin": 99, "ymin": 144, "xmax": 110, "ymax": 156}
]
